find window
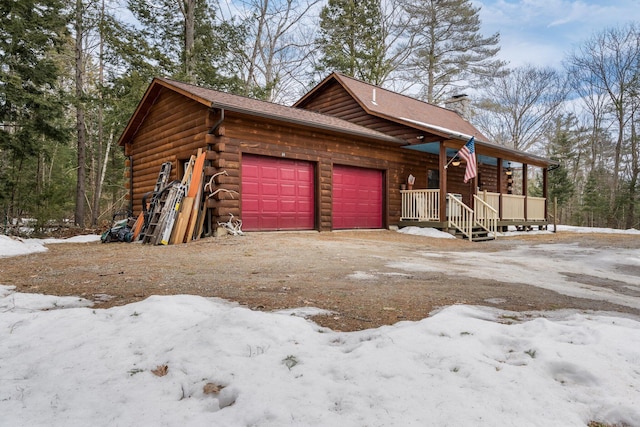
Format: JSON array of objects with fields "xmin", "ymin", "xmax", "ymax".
[{"xmin": 427, "ymin": 169, "xmax": 439, "ymax": 189}]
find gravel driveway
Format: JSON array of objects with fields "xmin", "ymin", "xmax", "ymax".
[{"xmin": 2, "ymin": 230, "xmax": 639, "ymax": 331}]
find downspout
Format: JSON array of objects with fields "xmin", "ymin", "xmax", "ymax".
[
  {"xmin": 207, "ymin": 107, "xmax": 225, "ymax": 237},
  {"xmin": 209, "ymin": 107, "xmax": 225, "ymax": 135},
  {"xmin": 128, "ymin": 154, "xmax": 134, "ymax": 214}
]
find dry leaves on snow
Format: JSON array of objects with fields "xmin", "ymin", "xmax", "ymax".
[{"xmin": 151, "ymin": 364, "xmax": 168, "ymax": 377}]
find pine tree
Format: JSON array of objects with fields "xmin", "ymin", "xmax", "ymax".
[
  {"xmin": 316, "ymin": 0, "xmax": 390, "ymax": 85},
  {"xmin": 546, "ymin": 116, "xmax": 578, "ymax": 217},
  {"xmin": 126, "ymin": 0, "xmax": 245, "ymax": 90},
  {"xmin": 0, "ymin": 0, "xmax": 71, "ymax": 226},
  {"xmin": 401, "ymin": 0, "xmax": 505, "ymax": 103},
  {"xmin": 582, "ymin": 168, "xmax": 611, "ymax": 227}
]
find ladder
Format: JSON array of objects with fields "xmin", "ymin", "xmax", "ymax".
[
  {"xmin": 141, "ymin": 162, "xmax": 173, "ymax": 244},
  {"xmin": 142, "ymin": 186, "xmax": 172, "ymax": 244},
  {"xmin": 154, "ymin": 162, "xmax": 172, "ymax": 192}
]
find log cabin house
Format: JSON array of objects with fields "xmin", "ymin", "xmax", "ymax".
[{"xmin": 118, "ymin": 73, "xmax": 556, "ymax": 241}]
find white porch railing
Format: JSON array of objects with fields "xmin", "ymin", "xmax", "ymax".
[
  {"xmin": 473, "ymin": 195, "xmax": 498, "ymax": 240},
  {"xmin": 477, "ymin": 191, "xmax": 500, "ymax": 212},
  {"xmin": 527, "ymin": 196, "xmax": 546, "ymax": 221},
  {"xmin": 448, "ymin": 194, "xmax": 474, "ymax": 241},
  {"xmin": 400, "ymin": 189, "xmax": 440, "ymax": 221},
  {"xmin": 400, "ymin": 189, "xmax": 547, "ymax": 228},
  {"xmin": 502, "ymin": 194, "xmax": 526, "ymax": 221}
]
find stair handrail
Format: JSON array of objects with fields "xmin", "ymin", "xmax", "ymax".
[
  {"xmin": 473, "ymin": 195, "xmax": 498, "ymax": 240},
  {"xmin": 447, "ymin": 194, "xmax": 474, "ymax": 241}
]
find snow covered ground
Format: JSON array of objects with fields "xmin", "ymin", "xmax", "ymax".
[{"xmin": 1, "ymin": 228, "xmax": 639, "ymax": 426}]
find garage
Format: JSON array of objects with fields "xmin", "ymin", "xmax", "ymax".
[
  {"xmin": 241, "ymin": 155, "xmax": 315, "ymax": 231},
  {"xmin": 332, "ymin": 165, "xmax": 383, "ymax": 229}
]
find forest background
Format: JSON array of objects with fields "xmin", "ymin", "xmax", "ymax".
[{"xmin": 1, "ymin": 0, "xmax": 638, "ymax": 233}]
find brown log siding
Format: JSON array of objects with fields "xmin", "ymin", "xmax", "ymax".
[
  {"xmin": 126, "ymin": 89, "xmax": 209, "ymax": 215},
  {"xmin": 126, "ymin": 84, "xmax": 502, "ymax": 233}
]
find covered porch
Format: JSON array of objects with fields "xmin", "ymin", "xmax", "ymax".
[
  {"xmin": 399, "ymin": 189, "xmax": 548, "ymax": 240},
  {"xmin": 396, "ymin": 139, "xmax": 554, "ymax": 241}
]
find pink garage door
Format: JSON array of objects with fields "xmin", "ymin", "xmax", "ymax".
[
  {"xmin": 241, "ymin": 155, "xmax": 315, "ymax": 231},
  {"xmin": 332, "ymin": 165, "xmax": 383, "ymax": 229}
]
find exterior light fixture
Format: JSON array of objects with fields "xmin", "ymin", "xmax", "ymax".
[{"xmin": 505, "ymin": 161, "xmax": 512, "ymax": 175}]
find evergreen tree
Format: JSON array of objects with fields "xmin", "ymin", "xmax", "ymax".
[
  {"xmin": 581, "ymin": 168, "xmax": 611, "ymax": 227},
  {"xmin": 0, "ymin": 0, "xmax": 71, "ymax": 227},
  {"xmin": 546, "ymin": 116, "xmax": 578, "ymax": 221},
  {"xmin": 316, "ymin": 0, "xmax": 390, "ymax": 85},
  {"xmin": 401, "ymin": 0, "xmax": 505, "ymax": 103},
  {"xmin": 127, "ymin": 0, "xmax": 245, "ymax": 90}
]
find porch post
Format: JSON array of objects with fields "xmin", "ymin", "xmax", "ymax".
[
  {"xmin": 543, "ymin": 166, "xmax": 549, "ymax": 220},
  {"xmin": 523, "ymin": 163, "xmax": 528, "ymax": 221},
  {"xmin": 439, "ymin": 142, "xmax": 447, "ymax": 222},
  {"xmin": 497, "ymin": 157, "xmax": 503, "ymax": 220}
]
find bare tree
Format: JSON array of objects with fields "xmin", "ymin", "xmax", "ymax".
[
  {"xmin": 473, "ymin": 65, "xmax": 568, "ymax": 153},
  {"xmin": 225, "ymin": 0, "xmax": 321, "ymax": 103},
  {"xmin": 566, "ymin": 62, "xmax": 611, "ymax": 173},
  {"xmin": 565, "ymin": 24, "xmax": 640, "ymax": 200}
]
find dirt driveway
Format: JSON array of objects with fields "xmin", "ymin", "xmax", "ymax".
[{"xmin": 2, "ymin": 230, "xmax": 639, "ymax": 331}]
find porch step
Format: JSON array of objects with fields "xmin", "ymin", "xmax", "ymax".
[{"xmin": 454, "ymin": 226, "xmax": 495, "ymax": 242}]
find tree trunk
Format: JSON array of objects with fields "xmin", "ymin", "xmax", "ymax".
[
  {"xmin": 183, "ymin": 0, "xmax": 196, "ymax": 83},
  {"xmin": 627, "ymin": 113, "xmax": 638, "ymax": 229},
  {"xmin": 75, "ymin": 0, "xmax": 87, "ymax": 228},
  {"xmin": 91, "ymin": 0, "xmax": 106, "ymax": 227}
]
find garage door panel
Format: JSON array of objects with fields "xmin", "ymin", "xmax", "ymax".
[
  {"xmin": 279, "ymin": 168, "xmax": 296, "ymax": 181},
  {"xmin": 242, "ymin": 155, "xmax": 315, "ymax": 231},
  {"xmin": 279, "ymin": 184, "xmax": 297, "ymax": 196},
  {"xmin": 333, "ymin": 165, "xmax": 382, "ymax": 230},
  {"xmin": 261, "ymin": 166, "xmax": 279, "ymax": 179}
]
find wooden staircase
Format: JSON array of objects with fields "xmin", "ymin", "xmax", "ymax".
[
  {"xmin": 452, "ymin": 225, "xmax": 495, "ymax": 242},
  {"xmin": 448, "ymin": 195, "xmax": 498, "ymax": 242}
]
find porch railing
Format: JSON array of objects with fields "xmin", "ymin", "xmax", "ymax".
[
  {"xmin": 400, "ymin": 189, "xmax": 440, "ymax": 221},
  {"xmin": 448, "ymin": 194, "xmax": 474, "ymax": 241},
  {"xmin": 400, "ymin": 189, "xmax": 547, "ymax": 227},
  {"xmin": 473, "ymin": 195, "xmax": 498, "ymax": 240},
  {"xmin": 477, "ymin": 191, "xmax": 500, "ymax": 212},
  {"xmin": 527, "ymin": 196, "xmax": 546, "ymax": 221},
  {"xmin": 502, "ymin": 194, "xmax": 526, "ymax": 221}
]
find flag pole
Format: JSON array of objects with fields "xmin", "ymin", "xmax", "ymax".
[
  {"xmin": 444, "ymin": 155, "xmax": 458, "ymax": 170},
  {"xmin": 445, "ymin": 135, "xmax": 476, "ymax": 169}
]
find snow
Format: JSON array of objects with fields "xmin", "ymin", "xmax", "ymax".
[
  {"xmin": 1, "ymin": 229, "xmax": 640, "ymax": 426},
  {"xmin": 556, "ymin": 224, "xmax": 640, "ymax": 235},
  {"xmin": 397, "ymin": 225, "xmax": 457, "ymax": 239},
  {"xmin": 0, "ymin": 234, "xmax": 101, "ymax": 258}
]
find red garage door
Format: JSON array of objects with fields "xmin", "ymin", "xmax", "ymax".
[
  {"xmin": 333, "ymin": 165, "xmax": 383, "ymax": 229},
  {"xmin": 242, "ymin": 155, "xmax": 315, "ymax": 231}
]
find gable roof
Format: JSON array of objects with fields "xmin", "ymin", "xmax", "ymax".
[
  {"xmin": 295, "ymin": 72, "xmax": 486, "ymax": 141},
  {"xmin": 294, "ymin": 72, "xmax": 555, "ymax": 167},
  {"xmin": 118, "ymin": 77, "xmax": 406, "ymax": 147}
]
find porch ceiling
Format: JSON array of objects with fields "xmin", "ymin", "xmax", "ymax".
[{"xmin": 404, "ymin": 143, "xmax": 509, "ymax": 167}]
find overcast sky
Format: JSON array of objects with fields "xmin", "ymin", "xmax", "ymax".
[{"xmin": 473, "ymin": 0, "xmax": 640, "ymax": 69}]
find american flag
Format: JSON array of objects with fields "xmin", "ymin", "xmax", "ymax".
[{"xmin": 458, "ymin": 137, "xmax": 477, "ymax": 183}]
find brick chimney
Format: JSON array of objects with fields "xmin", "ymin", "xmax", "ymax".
[{"xmin": 444, "ymin": 94, "xmax": 470, "ymax": 119}]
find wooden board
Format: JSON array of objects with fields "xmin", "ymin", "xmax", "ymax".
[
  {"xmin": 183, "ymin": 149, "xmax": 206, "ymax": 242},
  {"xmin": 169, "ymin": 196, "xmax": 194, "ymax": 244},
  {"xmin": 184, "ymin": 172, "xmax": 204, "ymax": 242},
  {"xmin": 187, "ymin": 150, "xmax": 206, "ymax": 198},
  {"xmin": 194, "ymin": 202, "xmax": 207, "ymax": 240},
  {"xmin": 131, "ymin": 211, "xmax": 145, "ymax": 241}
]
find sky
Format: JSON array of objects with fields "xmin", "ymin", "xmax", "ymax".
[
  {"xmin": 1, "ymin": 228, "xmax": 640, "ymax": 426},
  {"xmin": 473, "ymin": 0, "xmax": 640, "ymax": 68}
]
